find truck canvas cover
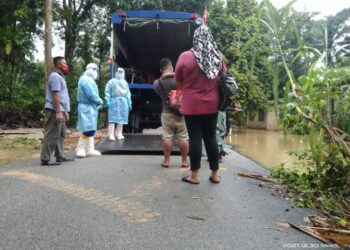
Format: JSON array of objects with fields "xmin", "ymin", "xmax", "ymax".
[
  {"xmin": 112, "ymin": 10, "xmax": 199, "ymax": 77},
  {"xmin": 98, "ymin": 10, "xmax": 201, "ymax": 151}
]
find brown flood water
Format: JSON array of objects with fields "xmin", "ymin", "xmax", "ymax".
[{"xmin": 226, "ymin": 128, "xmax": 309, "ymax": 169}]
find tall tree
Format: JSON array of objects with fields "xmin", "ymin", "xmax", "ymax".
[
  {"xmin": 44, "ymin": 0, "xmax": 53, "ymax": 86},
  {"xmin": 207, "ymin": 0, "xmax": 273, "ymax": 119},
  {"xmin": 324, "ymin": 7, "xmax": 350, "ymax": 66},
  {"xmin": 0, "ymin": 0, "xmax": 44, "ymax": 104},
  {"xmin": 54, "ymin": 0, "xmax": 105, "ymax": 63}
]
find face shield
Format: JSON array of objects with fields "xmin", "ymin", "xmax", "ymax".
[
  {"xmin": 86, "ymin": 63, "xmax": 99, "ymax": 80},
  {"xmin": 115, "ymin": 68, "xmax": 125, "ymax": 80}
]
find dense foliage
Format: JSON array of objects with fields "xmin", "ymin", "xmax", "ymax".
[
  {"xmin": 207, "ymin": 0, "xmax": 273, "ymax": 124},
  {"xmin": 261, "ymin": 0, "xmax": 350, "ymax": 227},
  {"xmin": 1, "ymin": 0, "xmax": 349, "ymax": 129}
]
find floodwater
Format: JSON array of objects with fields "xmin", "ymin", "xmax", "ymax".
[{"xmin": 226, "ymin": 128, "xmax": 310, "ymax": 169}]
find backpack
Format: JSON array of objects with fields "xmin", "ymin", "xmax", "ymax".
[
  {"xmin": 158, "ymin": 78, "xmax": 182, "ymax": 115},
  {"xmin": 218, "ymin": 71, "xmax": 238, "ymax": 111},
  {"xmin": 169, "ymin": 88, "xmax": 182, "ymax": 109}
]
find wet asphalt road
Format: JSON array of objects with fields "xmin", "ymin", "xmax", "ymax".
[{"xmin": 0, "ymin": 143, "xmax": 322, "ymax": 250}]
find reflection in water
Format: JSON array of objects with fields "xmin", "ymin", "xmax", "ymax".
[{"xmin": 227, "ymin": 129, "xmax": 309, "ymax": 169}]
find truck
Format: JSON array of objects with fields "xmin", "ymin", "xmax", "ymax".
[{"xmin": 110, "ymin": 10, "xmax": 202, "ymax": 133}]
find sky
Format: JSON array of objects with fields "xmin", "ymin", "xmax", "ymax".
[
  {"xmin": 257, "ymin": 0, "xmax": 350, "ymax": 18},
  {"xmin": 35, "ymin": 0, "xmax": 350, "ymax": 61}
]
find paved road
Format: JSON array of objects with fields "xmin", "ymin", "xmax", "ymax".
[{"xmin": 0, "ymin": 144, "xmax": 321, "ymax": 249}]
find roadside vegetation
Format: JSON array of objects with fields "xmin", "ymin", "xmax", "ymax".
[
  {"xmin": 260, "ymin": 0, "xmax": 350, "ymax": 229},
  {"xmin": 0, "ymin": 137, "xmax": 40, "ymax": 150}
]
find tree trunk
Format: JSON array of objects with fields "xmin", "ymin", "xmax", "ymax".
[
  {"xmin": 64, "ymin": 26, "xmax": 76, "ymax": 64},
  {"xmin": 44, "ymin": 0, "xmax": 52, "ymax": 87},
  {"xmin": 8, "ymin": 64, "xmax": 15, "ymax": 104}
]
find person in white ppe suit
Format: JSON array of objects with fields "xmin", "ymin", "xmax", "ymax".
[
  {"xmin": 104, "ymin": 68, "xmax": 132, "ymax": 140},
  {"xmin": 75, "ymin": 63, "xmax": 103, "ymax": 158}
]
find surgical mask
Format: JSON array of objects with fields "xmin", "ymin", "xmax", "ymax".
[
  {"xmin": 115, "ymin": 72, "xmax": 123, "ymax": 79},
  {"xmin": 115, "ymin": 68, "xmax": 124, "ymax": 79},
  {"xmin": 92, "ymin": 71, "xmax": 98, "ymax": 80},
  {"xmin": 58, "ymin": 64, "xmax": 69, "ymax": 74},
  {"xmin": 85, "ymin": 68, "xmax": 98, "ymax": 80}
]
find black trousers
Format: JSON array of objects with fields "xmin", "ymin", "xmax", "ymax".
[{"xmin": 185, "ymin": 113, "xmax": 219, "ymax": 171}]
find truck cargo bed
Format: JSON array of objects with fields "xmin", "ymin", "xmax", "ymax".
[{"xmin": 96, "ymin": 134, "xmax": 180, "ymax": 155}]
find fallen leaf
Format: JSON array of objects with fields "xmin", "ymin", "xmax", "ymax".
[
  {"xmin": 187, "ymin": 216, "xmax": 205, "ymax": 221},
  {"xmin": 289, "ymin": 223, "xmax": 330, "ymax": 243},
  {"xmin": 299, "ymin": 226, "xmax": 350, "ymax": 245},
  {"xmin": 304, "ymin": 216, "xmax": 311, "ymax": 224},
  {"xmin": 264, "ymin": 226, "xmax": 286, "ymax": 232},
  {"xmin": 276, "ymin": 221, "xmax": 291, "ymax": 228},
  {"xmin": 308, "ymin": 215, "xmax": 332, "ymax": 228},
  {"xmin": 338, "ymin": 218, "xmax": 348, "ymax": 227},
  {"xmin": 237, "ymin": 172, "xmax": 279, "ymax": 183},
  {"xmin": 317, "ymin": 233, "xmax": 350, "ymax": 244}
]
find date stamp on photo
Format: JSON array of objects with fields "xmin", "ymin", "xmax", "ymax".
[{"xmin": 283, "ymin": 243, "xmax": 340, "ymax": 248}]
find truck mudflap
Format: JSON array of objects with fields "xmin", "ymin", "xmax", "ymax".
[{"xmin": 96, "ymin": 134, "xmax": 181, "ymax": 155}]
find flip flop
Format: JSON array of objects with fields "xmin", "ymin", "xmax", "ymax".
[
  {"xmin": 56, "ymin": 157, "xmax": 75, "ymax": 162},
  {"xmin": 180, "ymin": 164, "xmax": 190, "ymax": 168},
  {"xmin": 41, "ymin": 161, "xmax": 61, "ymax": 166},
  {"xmin": 161, "ymin": 163, "xmax": 169, "ymax": 168},
  {"xmin": 209, "ymin": 176, "xmax": 221, "ymax": 184},
  {"xmin": 182, "ymin": 176, "xmax": 199, "ymax": 185}
]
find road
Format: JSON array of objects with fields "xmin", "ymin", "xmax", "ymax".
[{"xmin": 0, "ymin": 143, "xmax": 321, "ymax": 249}]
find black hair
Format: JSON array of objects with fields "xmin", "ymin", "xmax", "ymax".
[
  {"xmin": 53, "ymin": 56, "xmax": 65, "ymax": 66},
  {"xmin": 159, "ymin": 58, "xmax": 172, "ymax": 72}
]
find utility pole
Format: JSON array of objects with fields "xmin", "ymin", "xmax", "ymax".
[{"xmin": 44, "ymin": 0, "xmax": 52, "ymax": 87}]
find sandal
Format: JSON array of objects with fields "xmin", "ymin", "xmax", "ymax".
[
  {"xmin": 209, "ymin": 176, "xmax": 221, "ymax": 184},
  {"xmin": 182, "ymin": 175, "xmax": 199, "ymax": 185},
  {"xmin": 161, "ymin": 163, "xmax": 169, "ymax": 168}
]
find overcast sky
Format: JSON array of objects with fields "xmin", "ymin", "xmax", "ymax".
[{"xmin": 257, "ymin": 0, "xmax": 349, "ymax": 18}]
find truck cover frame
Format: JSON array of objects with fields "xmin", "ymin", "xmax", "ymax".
[{"xmin": 110, "ymin": 10, "xmax": 200, "ymax": 133}]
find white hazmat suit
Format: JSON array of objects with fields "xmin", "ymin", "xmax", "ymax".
[{"xmin": 104, "ymin": 68, "xmax": 132, "ymax": 140}]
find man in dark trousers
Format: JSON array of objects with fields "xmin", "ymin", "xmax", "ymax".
[
  {"xmin": 154, "ymin": 58, "xmax": 189, "ymax": 168},
  {"xmin": 40, "ymin": 56, "xmax": 73, "ymax": 166}
]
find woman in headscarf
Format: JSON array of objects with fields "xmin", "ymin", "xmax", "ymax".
[
  {"xmin": 104, "ymin": 67, "xmax": 132, "ymax": 140},
  {"xmin": 175, "ymin": 25, "xmax": 223, "ymax": 184}
]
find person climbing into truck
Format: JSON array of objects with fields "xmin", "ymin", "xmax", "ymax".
[
  {"xmin": 154, "ymin": 58, "xmax": 190, "ymax": 168},
  {"xmin": 105, "ymin": 67, "xmax": 132, "ymax": 140}
]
